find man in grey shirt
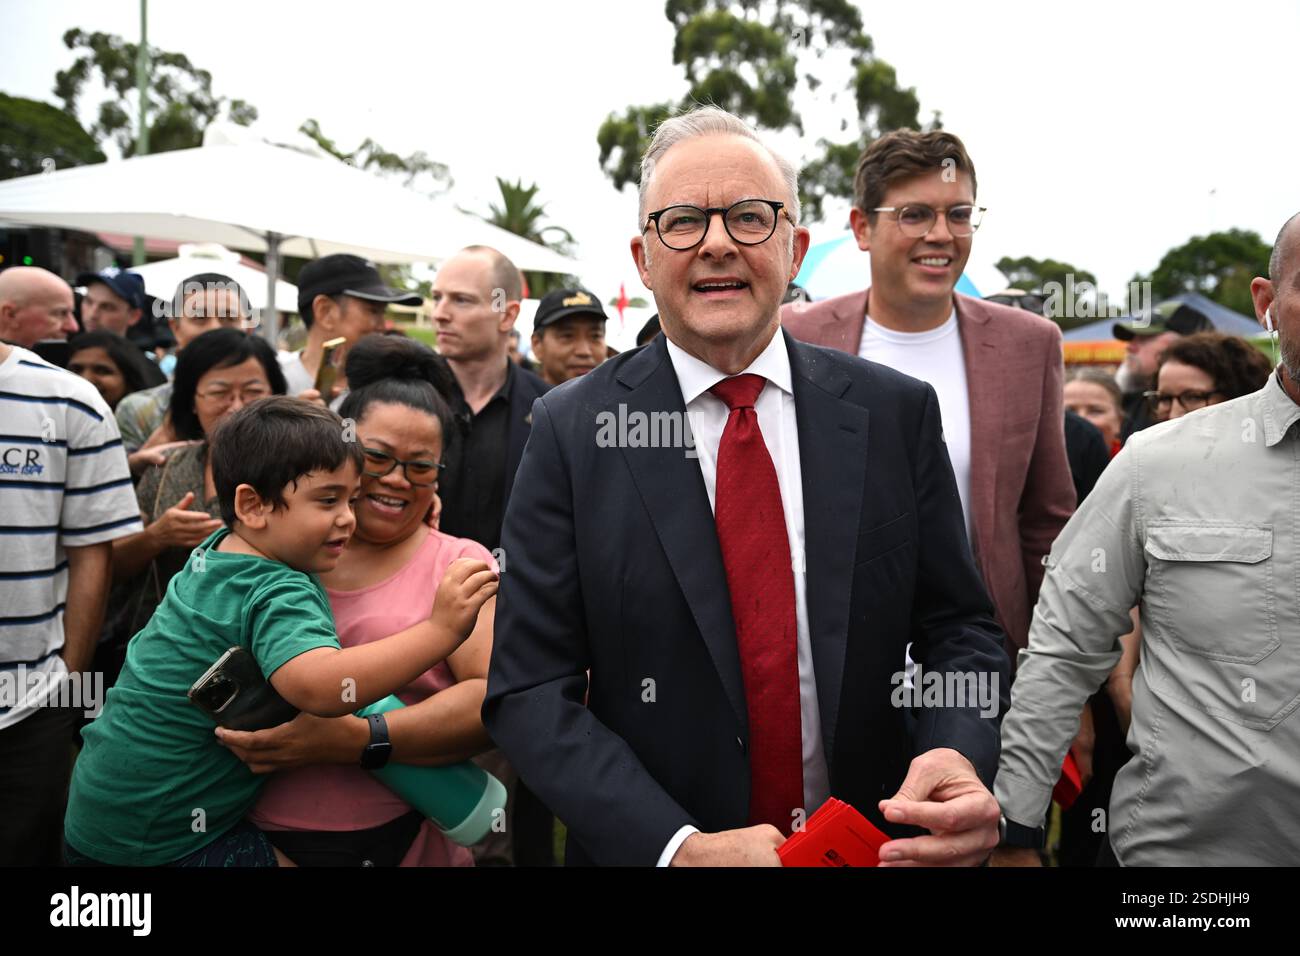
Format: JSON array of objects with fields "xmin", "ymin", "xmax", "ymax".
[{"xmin": 994, "ymin": 212, "xmax": 1300, "ymax": 866}]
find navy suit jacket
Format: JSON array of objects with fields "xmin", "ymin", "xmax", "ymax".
[{"xmin": 482, "ymin": 330, "xmax": 1009, "ymax": 866}]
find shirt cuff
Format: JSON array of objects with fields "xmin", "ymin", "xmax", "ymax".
[
  {"xmin": 657, "ymin": 825, "xmax": 700, "ymax": 867},
  {"xmin": 993, "ymin": 769, "xmax": 1054, "ymax": 830}
]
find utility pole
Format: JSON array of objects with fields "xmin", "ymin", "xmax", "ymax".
[{"xmin": 132, "ymin": 0, "xmax": 149, "ymax": 266}]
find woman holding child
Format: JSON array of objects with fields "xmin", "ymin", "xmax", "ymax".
[
  {"xmin": 64, "ymin": 396, "xmax": 497, "ymax": 866},
  {"xmin": 223, "ymin": 335, "xmax": 500, "ymax": 867}
]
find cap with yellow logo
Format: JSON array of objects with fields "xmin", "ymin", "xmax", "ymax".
[{"xmin": 533, "ymin": 287, "xmax": 608, "ymax": 333}]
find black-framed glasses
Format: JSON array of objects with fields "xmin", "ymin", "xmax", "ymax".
[
  {"xmin": 1142, "ymin": 389, "xmax": 1221, "ymax": 415},
  {"xmin": 869, "ymin": 203, "xmax": 986, "ymax": 238},
  {"xmin": 360, "ymin": 446, "xmax": 445, "ymax": 486},
  {"xmin": 644, "ymin": 198, "xmax": 794, "ymax": 251}
]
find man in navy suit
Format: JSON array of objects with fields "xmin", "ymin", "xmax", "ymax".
[{"xmin": 483, "ymin": 107, "xmax": 1008, "ymax": 867}]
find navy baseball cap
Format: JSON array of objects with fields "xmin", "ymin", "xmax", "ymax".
[{"xmin": 75, "ymin": 268, "xmax": 147, "ymax": 310}]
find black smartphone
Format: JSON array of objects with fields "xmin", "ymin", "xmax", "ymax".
[{"xmin": 188, "ymin": 647, "xmax": 299, "ymax": 731}]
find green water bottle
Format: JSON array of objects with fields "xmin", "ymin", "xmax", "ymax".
[{"xmin": 356, "ymin": 695, "xmax": 507, "ymax": 847}]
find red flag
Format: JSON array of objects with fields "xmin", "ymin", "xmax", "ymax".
[{"xmin": 616, "ymin": 282, "xmax": 629, "ymax": 327}]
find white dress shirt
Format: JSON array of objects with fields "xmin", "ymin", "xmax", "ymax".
[{"xmin": 656, "ymin": 329, "xmax": 831, "ymax": 865}]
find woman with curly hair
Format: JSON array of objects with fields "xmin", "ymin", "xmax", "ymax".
[{"xmin": 1149, "ymin": 332, "xmax": 1274, "ymax": 423}]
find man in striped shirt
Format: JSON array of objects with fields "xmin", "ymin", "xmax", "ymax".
[{"xmin": 0, "ymin": 266, "xmax": 144, "ymax": 865}]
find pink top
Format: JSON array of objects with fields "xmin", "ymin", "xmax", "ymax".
[{"xmin": 249, "ymin": 528, "xmax": 494, "ymax": 867}]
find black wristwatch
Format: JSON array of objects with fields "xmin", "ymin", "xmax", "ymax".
[
  {"xmin": 998, "ymin": 812, "xmax": 1045, "ymax": 850},
  {"xmin": 359, "ymin": 713, "xmax": 392, "ymax": 770}
]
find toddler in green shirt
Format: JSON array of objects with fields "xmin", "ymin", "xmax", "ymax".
[{"xmin": 64, "ymin": 397, "xmax": 498, "ymax": 866}]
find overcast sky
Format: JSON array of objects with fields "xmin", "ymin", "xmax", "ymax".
[{"xmin": 3, "ymin": 0, "xmax": 1298, "ymax": 302}]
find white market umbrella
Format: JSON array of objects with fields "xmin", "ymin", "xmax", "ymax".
[
  {"xmin": 123, "ymin": 243, "xmax": 299, "ymax": 313},
  {"xmin": 0, "ymin": 139, "xmax": 583, "ymax": 340}
]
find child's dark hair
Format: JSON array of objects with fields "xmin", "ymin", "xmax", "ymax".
[
  {"xmin": 338, "ymin": 334, "xmax": 456, "ymax": 447},
  {"xmin": 209, "ymin": 396, "xmax": 364, "ymax": 526}
]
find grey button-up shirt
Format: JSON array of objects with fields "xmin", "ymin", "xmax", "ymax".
[{"xmin": 996, "ymin": 370, "xmax": 1300, "ymax": 865}]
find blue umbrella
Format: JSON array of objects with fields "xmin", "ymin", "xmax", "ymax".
[{"xmin": 794, "ymin": 232, "xmax": 992, "ymax": 300}]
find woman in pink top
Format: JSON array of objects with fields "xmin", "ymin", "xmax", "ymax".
[{"xmin": 220, "ymin": 336, "xmax": 495, "ymax": 866}]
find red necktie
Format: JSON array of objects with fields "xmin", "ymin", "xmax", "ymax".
[{"xmin": 709, "ymin": 373, "xmax": 803, "ymax": 834}]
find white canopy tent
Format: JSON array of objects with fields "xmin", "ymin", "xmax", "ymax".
[
  {"xmin": 122, "ymin": 242, "xmax": 299, "ymax": 313},
  {"xmin": 0, "ymin": 137, "xmax": 583, "ymax": 340}
]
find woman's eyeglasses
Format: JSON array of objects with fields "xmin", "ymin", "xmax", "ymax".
[
  {"xmin": 1143, "ymin": 389, "xmax": 1221, "ymax": 415},
  {"xmin": 195, "ymin": 383, "xmax": 272, "ymax": 406},
  {"xmin": 360, "ymin": 447, "xmax": 444, "ymax": 486}
]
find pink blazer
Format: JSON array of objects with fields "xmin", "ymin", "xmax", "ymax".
[{"xmin": 781, "ymin": 289, "xmax": 1076, "ymax": 651}]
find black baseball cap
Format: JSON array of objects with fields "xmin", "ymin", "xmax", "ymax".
[
  {"xmin": 75, "ymin": 268, "xmax": 147, "ymax": 310},
  {"xmin": 533, "ymin": 287, "xmax": 608, "ymax": 333},
  {"xmin": 1112, "ymin": 301, "xmax": 1213, "ymax": 341},
  {"xmin": 297, "ymin": 254, "xmax": 423, "ymax": 308}
]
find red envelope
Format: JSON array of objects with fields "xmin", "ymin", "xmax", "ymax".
[
  {"xmin": 1053, "ymin": 750, "xmax": 1083, "ymax": 810},
  {"xmin": 777, "ymin": 798, "xmax": 890, "ymax": 867}
]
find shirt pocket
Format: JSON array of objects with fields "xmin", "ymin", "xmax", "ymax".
[{"xmin": 1143, "ymin": 523, "xmax": 1278, "ymax": 664}]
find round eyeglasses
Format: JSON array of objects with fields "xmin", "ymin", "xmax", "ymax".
[
  {"xmin": 644, "ymin": 199, "xmax": 793, "ymax": 251},
  {"xmin": 869, "ymin": 203, "xmax": 986, "ymax": 238},
  {"xmin": 360, "ymin": 447, "xmax": 444, "ymax": 487}
]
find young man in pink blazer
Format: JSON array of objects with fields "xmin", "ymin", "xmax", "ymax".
[{"xmin": 781, "ymin": 130, "xmax": 1075, "ymax": 657}]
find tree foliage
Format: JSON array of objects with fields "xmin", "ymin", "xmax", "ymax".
[
  {"xmin": 1141, "ymin": 229, "xmax": 1270, "ymax": 317},
  {"xmin": 597, "ymin": 0, "xmax": 937, "ymax": 222},
  {"xmin": 477, "ymin": 177, "xmax": 579, "ymax": 296},
  {"xmin": 298, "ymin": 119, "xmax": 453, "ymax": 195},
  {"xmin": 0, "ymin": 92, "xmax": 105, "ymax": 179},
  {"xmin": 995, "ymin": 255, "xmax": 1098, "ymax": 292},
  {"xmin": 54, "ymin": 28, "xmax": 257, "ymax": 156}
]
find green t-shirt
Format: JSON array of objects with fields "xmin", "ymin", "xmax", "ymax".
[{"xmin": 65, "ymin": 527, "xmax": 341, "ymax": 865}]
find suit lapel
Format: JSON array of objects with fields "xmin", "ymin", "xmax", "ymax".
[
  {"xmin": 614, "ymin": 338, "xmax": 748, "ymax": 734},
  {"xmin": 954, "ymin": 295, "xmax": 998, "ymax": 565},
  {"xmin": 787, "ymin": 332, "xmax": 868, "ymax": 769}
]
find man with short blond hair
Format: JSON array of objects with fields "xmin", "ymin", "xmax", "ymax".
[{"xmin": 431, "ymin": 245, "xmax": 550, "ymax": 865}]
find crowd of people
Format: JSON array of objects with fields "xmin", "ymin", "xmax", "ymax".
[{"xmin": 0, "ymin": 103, "xmax": 1295, "ymax": 867}]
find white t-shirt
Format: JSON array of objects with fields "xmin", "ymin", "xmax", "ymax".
[
  {"xmin": 277, "ymin": 350, "xmax": 314, "ymax": 396},
  {"xmin": 858, "ymin": 310, "xmax": 973, "ymax": 539}
]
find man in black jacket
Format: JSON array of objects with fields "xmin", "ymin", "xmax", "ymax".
[{"xmin": 430, "ymin": 245, "xmax": 552, "ymax": 865}]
